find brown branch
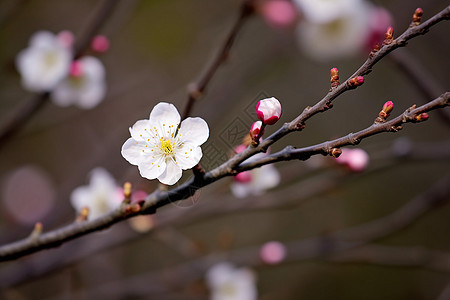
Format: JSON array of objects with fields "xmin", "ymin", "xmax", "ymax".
[
  {"xmin": 0, "ymin": 0, "xmax": 120, "ymax": 147},
  {"xmin": 181, "ymin": 0, "xmax": 255, "ymax": 119},
  {"xmin": 238, "ymin": 92, "xmax": 450, "ymax": 170},
  {"xmin": 0, "ymin": 5, "xmax": 449, "ymax": 263},
  {"xmin": 388, "ymin": 50, "xmax": 450, "ymax": 125},
  {"xmin": 205, "ymin": 5, "xmax": 450, "ymax": 178}
]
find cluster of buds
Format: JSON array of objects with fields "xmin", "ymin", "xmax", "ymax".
[
  {"xmin": 330, "ymin": 67, "xmax": 340, "ymax": 89},
  {"xmin": 347, "ymin": 76, "xmax": 364, "ymax": 88},
  {"xmin": 383, "ymin": 26, "xmax": 394, "ymax": 45},
  {"xmin": 250, "ymin": 97, "xmax": 282, "ymax": 145},
  {"xmin": 414, "ymin": 112, "xmax": 429, "ymax": 122},
  {"xmin": 376, "ymin": 100, "xmax": 394, "ymax": 123},
  {"xmin": 410, "ymin": 8, "xmax": 424, "ymax": 27}
]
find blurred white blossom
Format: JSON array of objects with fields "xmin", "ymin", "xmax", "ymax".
[
  {"xmin": 121, "ymin": 102, "xmax": 209, "ymax": 185},
  {"xmin": 16, "ymin": 31, "xmax": 72, "ymax": 92},
  {"xmin": 206, "ymin": 262, "xmax": 257, "ymax": 300},
  {"xmin": 231, "ymin": 145, "xmax": 280, "ymax": 198},
  {"xmin": 52, "ymin": 56, "xmax": 106, "ymax": 109},
  {"xmin": 70, "ymin": 168, "xmax": 122, "ymax": 220},
  {"xmin": 294, "ymin": 0, "xmax": 374, "ymax": 61}
]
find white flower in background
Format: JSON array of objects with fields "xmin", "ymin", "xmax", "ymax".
[
  {"xmin": 121, "ymin": 102, "xmax": 209, "ymax": 185},
  {"xmin": 231, "ymin": 145, "xmax": 280, "ymax": 198},
  {"xmin": 294, "ymin": 0, "xmax": 373, "ymax": 61},
  {"xmin": 16, "ymin": 31, "xmax": 72, "ymax": 92},
  {"xmin": 206, "ymin": 262, "xmax": 257, "ymax": 300},
  {"xmin": 70, "ymin": 168, "xmax": 122, "ymax": 220},
  {"xmin": 52, "ymin": 56, "xmax": 106, "ymax": 109}
]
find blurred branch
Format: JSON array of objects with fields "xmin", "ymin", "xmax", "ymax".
[
  {"xmin": 0, "ymin": 0, "xmax": 120, "ymax": 147},
  {"xmin": 0, "ymin": 5, "xmax": 449, "ymax": 263},
  {"xmin": 182, "ymin": 0, "xmax": 255, "ymax": 119},
  {"xmin": 388, "ymin": 50, "xmax": 450, "ymax": 125}
]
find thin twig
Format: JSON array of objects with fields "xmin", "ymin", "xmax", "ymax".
[
  {"xmin": 181, "ymin": 0, "xmax": 255, "ymax": 119},
  {"xmin": 388, "ymin": 50, "xmax": 450, "ymax": 125}
]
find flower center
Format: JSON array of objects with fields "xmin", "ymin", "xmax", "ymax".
[{"xmin": 160, "ymin": 139, "xmax": 175, "ymax": 155}]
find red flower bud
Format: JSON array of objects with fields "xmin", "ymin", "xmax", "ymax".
[
  {"xmin": 250, "ymin": 121, "xmax": 264, "ymax": 140},
  {"xmin": 415, "ymin": 113, "xmax": 429, "ymax": 122},
  {"xmin": 330, "ymin": 67, "xmax": 339, "ymax": 88}
]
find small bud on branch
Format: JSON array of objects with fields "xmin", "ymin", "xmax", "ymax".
[
  {"xmin": 383, "ymin": 26, "xmax": 394, "ymax": 45},
  {"xmin": 76, "ymin": 207, "xmax": 89, "ymax": 222},
  {"xmin": 330, "ymin": 148, "xmax": 342, "ymax": 158},
  {"xmin": 347, "ymin": 76, "xmax": 364, "ymax": 88},
  {"xmin": 330, "ymin": 67, "xmax": 340, "ymax": 89},
  {"xmin": 414, "ymin": 113, "xmax": 429, "ymax": 122},
  {"xmin": 411, "ymin": 8, "xmax": 424, "ymax": 27},
  {"xmin": 376, "ymin": 100, "xmax": 394, "ymax": 122}
]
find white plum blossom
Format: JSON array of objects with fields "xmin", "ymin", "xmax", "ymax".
[
  {"xmin": 16, "ymin": 31, "xmax": 72, "ymax": 92},
  {"xmin": 206, "ymin": 262, "xmax": 257, "ymax": 300},
  {"xmin": 70, "ymin": 168, "xmax": 122, "ymax": 220},
  {"xmin": 52, "ymin": 56, "xmax": 106, "ymax": 109},
  {"xmin": 231, "ymin": 145, "xmax": 280, "ymax": 198},
  {"xmin": 294, "ymin": 0, "xmax": 374, "ymax": 61},
  {"xmin": 121, "ymin": 102, "xmax": 209, "ymax": 185}
]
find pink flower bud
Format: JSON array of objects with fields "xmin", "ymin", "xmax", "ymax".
[
  {"xmin": 347, "ymin": 76, "xmax": 364, "ymax": 88},
  {"xmin": 70, "ymin": 60, "xmax": 83, "ymax": 77},
  {"xmin": 57, "ymin": 30, "xmax": 74, "ymax": 48},
  {"xmin": 412, "ymin": 8, "xmax": 423, "ymax": 24},
  {"xmin": 335, "ymin": 148, "xmax": 369, "ymax": 172},
  {"xmin": 250, "ymin": 121, "xmax": 264, "ymax": 140},
  {"xmin": 330, "ymin": 67, "xmax": 339, "ymax": 88},
  {"xmin": 415, "ymin": 113, "xmax": 429, "ymax": 122},
  {"xmin": 256, "ymin": 97, "xmax": 282, "ymax": 125},
  {"xmin": 260, "ymin": 241, "xmax": 286, "ymax": 265},
  {"xmin": 382, "ymin": 100, "xmax": 394, "ymax": 115},
  {"xmin": 235, "ymin": 171, "xmax": 253, "ymax": 183},
  {"xmin": 260, "ymin": 0, "xmax": 298, "ymax": 28},
  {"xmin": 91, "ymin": 35, "xmax": 110, "ymax": 53}
]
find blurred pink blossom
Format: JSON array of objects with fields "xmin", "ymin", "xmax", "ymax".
[
  {"xmin": 335, "ymin": 148, "xmax": 370, "ymax": 172},
  {"xmin": 260, "ymin": 241, "xmax": 286, "ymax": 264},
  {"xmin": 91, "ymin": 35, "xmax": 110, "ymax": 53},
  {"xmin": 260, "ymin": 0, "xmax": 298, "ymax": 28}
]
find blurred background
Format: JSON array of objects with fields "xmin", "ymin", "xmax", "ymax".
[{"xmin": 0, "ymin": 0, "xmax": 449, "ymax": 299}]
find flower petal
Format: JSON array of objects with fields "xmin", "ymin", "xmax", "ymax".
[
  {"xmin": 175, "ymin": 144, "xmax": 202, "ymax": 169},
  {"xmin": 138, "ymin": 156, "xmax": 166, "ymax": 180},
  {"xmin": 121, "ymin": 138, "xmax": 147, "ymax": 165},
  {"xmin": 129, "ymin": 120, "xmax": 151, "ymax": 142},
  {"xmin": 149, "ymin": 102, "xmax": 180, "ymax": 127},
  {"xmin": 157, "ymin": 158, "xmax": 182, "ymax": 185},
  {"xmin": 177, "ymin": 117, "xmax": 209, "ymax": 145}
]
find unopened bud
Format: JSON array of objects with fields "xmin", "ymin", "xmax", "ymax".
[
  {"xmin": 379, "ymin": 100, "xmax": 394, "ymax": 119},
  {"xmin": 411, "ymin": 8, "xmax": 423, "ymax": 26},
  {"xmin": 383, "ymin": 26, "xmax": 394, "ymax": 45},
  {"xmin": 91, "ymin": 35, "xmax": 110, "ymax": 53},
  {"xmin": 415, "ymin": 113, "xmax": 429, "ymax": 122},
  {"xmin": 29, "ymin": 222, "xmax": 43, "ymax": 240},
  {"xmin": 256, "ymin": 97, "xmax": 282, "ymax": 125},
  {"xmin": 347, "ymin": 76, "xmax": 364, "ymax": 88},
  {"xmin": 336, "ymin": 148, "xmax": 369, "ymax": 172},
  {"xmin": 125, "ymin": 203, "xmax": 141, "ymax": 214},
  {"xmin": 259, "ymin": 0, "xmax": 298, "ymax": 28},
  {"xmin": 250, "ymin": 121, "xmax": 264, "ymax": 140},
  {"xmin": 331, "ymin": 148, "xmax": 342, "ymax": 158},
  {"xmin": 330, "ymin": 67, "xmax": 339, "ymax": 88}
]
